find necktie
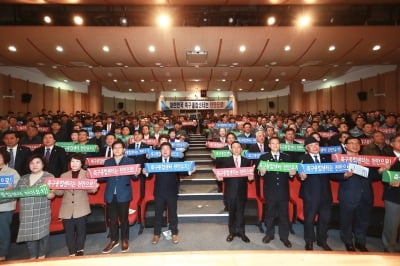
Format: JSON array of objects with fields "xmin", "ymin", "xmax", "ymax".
[
  {"xmin": 163, "ymin": 158, "xmax": 168, "ymax": 163},
  {"xmin": 8, "ymin": 149, "xmax": 14, "ymax": 168},
  {"xmin": 259, "ymin": 144, "xmax": 264, "ymax": 152},
  {"xmin": 234, "ymin": 157, "xmax": 239, "ymax": 168},
  {"xmin": 106, "ymin": 147, "xmax": 112, "ymax": 157},
  {"xmin": 45, "ymin": 148, "xmax": 51, "ymax": 163},
  {"xmin": 314, "ymin": 155, "xmax": 320, "ymax": 163},
  {"xmin": 136, "ymin": 143, "xmax": 140, "ymax": 149},
  {"xmin": 274, "ymin": 154, "xmax": 278, "ymax": 161}
]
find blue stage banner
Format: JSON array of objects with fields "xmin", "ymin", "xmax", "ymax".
[
  {"xmin": 297, "ymin": 162, "xmax": 351, "ymax": 174},
  {"xmin": 145, "ymin": 161, "xmax": 195, "ymax": 173},
  {"xmin": 147, "ymin": 150, "xmax": 184, "ymax": 159},
  {"xmin": 125, "ymin": 148, "xmax": 151, "ymax": 156},
  {"xmin": 214, "ymin": 123, "xmax": 237, "ymax": 129},
  {"xmin": 237, "ymin": 137, "xmax": 257, "ymax": 144},
  {"xmin": 320, "ymin": 146, "xmax": 342, "ymax": 154},
  {"xmin": 161, "ymin": 100, "xmax": 233, "ymax": 110},
  {"xmin": 170, "ymin": 142, "xmax": 189, "ymax": 149},
  {"xmin": 0, "ymin": 175, "xmax": 14, "ymax": 188},
  {"xmin": 243, "ymin": 152, "xmax": 266, "ymax": 160}
]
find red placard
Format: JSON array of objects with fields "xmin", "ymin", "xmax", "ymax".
[
  {"xmin": 85, "ymin": 157, "xmax": 110, "ymax": 167},
  {"xmin": 212, "ymin": 167, "xmax": 254, "ymax": 178},
  {"xmin": 45, "ymin": 178, "xmax": 98, "ymax": 190},
  {"xmin": 331, "ymin": 153, "xmax": 397, "ymax": 167},
  {"xmin": 206, "ymin": 141, "xmax": 228, "ymax": 149},
  {"xmin": 87, "ymin": 164, "xmax": 141, "ymax": 179}
]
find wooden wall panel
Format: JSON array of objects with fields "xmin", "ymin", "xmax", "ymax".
[
  {"xmin": 379, "ymin": 71, "xmax": 397, "ymax": 113},
  {"xmin": 362, "ymin": 76, "xmax": 379, "ymax": 111},
  {"xmin": 345, "ymin": 82, "xmax": 361, "ymax": 111},
  {"xmin": 331, "ymin": 85, "xmax": 345, "ymax": 114}
]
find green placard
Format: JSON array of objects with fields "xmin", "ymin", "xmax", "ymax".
[
  {"xmin": 382, "ymin": 171, "xmax": 400, "ymax": 183},
  {"xmin": 0, "ymin": 185, "xmax": 50, "ymax": 199},
  {"xmin": 258, "ymin": 161, "xmax": 299, "ymax": 173},
  {"xmin": 63, "ymin": 144, "xmax": 98, "ymax": 153},
  {"xmin": 280, "ymin": 143, "xmax": 305, "ymax": 152}
]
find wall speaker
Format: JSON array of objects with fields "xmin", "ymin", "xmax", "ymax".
[
  {"xmin": 200, "ymin": 90, "xmax": 207, "ymax": 97},
  {"xmin": 21, "ymin": 93, "xmax": 32, "ymax": 103},
  {"xmin": 268, "ymin": 101, "xmax": 275, "ymax": 108},
  {"xmin": 117, "ymin": 102, "xmax": 124, "ymax": 109},
  {"xmin": 357, "ymin": 91, "xmax": 367, "ymax": 101}
]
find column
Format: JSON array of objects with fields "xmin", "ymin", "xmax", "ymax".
[
  {"xmin": 289, "ymin": 81, "xmax": 304, "ymax": 113},
  {"xmin": 87, "ymin": 81, "xmax": 102, "ymax": 114}
]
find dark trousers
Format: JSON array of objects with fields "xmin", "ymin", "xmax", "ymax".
[
  {"xmin": 0, "ymin": 210, "xmax": 14, "ymax": 257},
  {"xmin": 26, "ymin": 235, "xmax": 49, "ymax": 259},
  {"xmin": 106, "ymin": 196, "xmax": 130, "ymax": 242},
  {"xmin": 340, "ymin": 201, "xmax": 371, "ymax": 245},
  {"xmin": 303, "ymin": 198, "xmax": 331, "ymax": 243},
  {"xmin": 62, "ymin": 216, "xmax": 87, "ymax": 255},
  {"xmin": 227, "ymin": 196, "xmax": 246, "ymax": 235},
  {"xmin": 154, "ymin": 194, "xmax": 178, "ymax": 235},
  {"xmin": 264, "ymin": 199, "xmax": 290, "ymax": 240}
]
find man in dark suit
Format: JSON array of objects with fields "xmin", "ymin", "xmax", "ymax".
[
  {"xmin": 144, "ymin": 142, "xmax": 194, "ymax": 245},
  {"xmin": 248, "ymin": 130, "xmax": 267, "ymax": 197},
  {"xmin": 98, "ymin": 133, "xmax": 116, "ymax": 157},
  {"xmin": 216, "ymin": 141, "xmax": 253, "ymax": 243},
  {"xmin": 239, "ymin": 122, "xmax": 255, "ymax": 149},
  {"xmin": 298, "ymin": 136, "xmax": 333, "ymax": 251},
  {"xmin": 328, "ymin": 122, "xmax": 349, "ymax": 146},
  {"xmin": 33, "ymin": 132, "xmax": 67, "ymax": 177},
  {"xmin": 280, "ymin": 127, "xmax": 301, "ymax": 162},
  {"xmin": 103, "ymin": 116, "xmax": 116, "ymax": 134},
  {"xmin": 1, "ymin": 130, "xmax": 31, "ymax": 176},
  {"xmin": 99, "ymin": 140, "xmax": 140, "ymax": 254},
  {"xmin": 333, "ymin": 136, "xmax": 381, "ymax": 252},
  {"xmin": 258, "ymin": 137, "xmax": 296, "ymax": 248}
]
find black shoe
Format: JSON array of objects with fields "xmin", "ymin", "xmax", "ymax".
[
  {"xmin": 262, "ymin": 235, "xmax": 274, "ymax": 244},
  {"xmin": 75, "ymin": 250, "xmax": 84, "ymax": 256},
  {"xmin": 305, "ymin": 242, "xmax": 313, "ymax": 250},
  {"xmin": 355, "ymin": 243, "xmax": 369, "ymax": 252},
  {"xmin": 226, "ymin": 234, "xmax": 235, "ymax": 242},
  {"xmin": 317, "ymin": 241, "xmax": 332, "ymax": 251},
  {"xmin": 239, "ymin": 233, "xmax": 250, "ymax": 243},
  {"xmin": 280, "ymin": 239, "xmax": 292, "ymax": 248},
  {"xmin": 345, "ymin": 244, "xmax": 356, "ymax": 251}
]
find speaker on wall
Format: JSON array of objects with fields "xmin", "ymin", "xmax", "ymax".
[
  {"xmin": 117, "ymin": 102, "xmax": 124, "ymax": 109},
  {"xmin": 21, "ymin": 93, "xmax": 32, "ymax": 103},
  {"xmin": 268, "ymin": 101, "xmax": 275, "ymax": 108},
  {"xmin": 200, "ymin": 90, "xmax": 207, "ymax": 97},
  {"xmin": 357, "ymin": 91, "xmax": 368, "ymax": 101}
]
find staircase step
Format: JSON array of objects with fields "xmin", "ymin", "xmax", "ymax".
[
  {"xmin": 185, "ymin": 150, "xmax": 210, "ymax": 156},
  {"xmin": 181, "ymin": 172, "xmax": 216, "ymax": 181},
  {"xmin": 179, "ymin": 183, "xmax": 218, "ymax": 194},
  {"xmin": 187, "ymin": 146, "xmax": 206, "ymax": 150},
  {"xmin": 177, "ymin": 199, "xmax": 226, "ymax": 216}
]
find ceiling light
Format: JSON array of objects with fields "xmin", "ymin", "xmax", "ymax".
[
  {"xmin": 129, "ymin": 88, "xmax": 132, "ymax": 92},
  {"xmin": 37, "ymin": 62, "xmax": 45, "ymax": 66},
  {"xmin": 140, "ymin": 79, "xmax": 145, "ymax": 82},
  {"xmin": 124, "ymin": 65, "xmax": 129, "ymax": 68},
  {"xmin": 52, "ymin": 65, "xmax": 57, "ymax": 69},
  {"xmin": 64, "ymin": 79, "xmax": 68, "ymax": 83},
  {"xmin": 222, "ymin": 79, "xmax": 226, "ymax": 82},
  {"xmin": 260, "ymin": 88, "xmax": 265, "ymax": 91},
  {"xmin": 148, "ymin": 45, "xmax": 156, "ymax": 52},
  {"xmin": 275, "ymin": 78, "xmax": 280, "ymax": 82},
  {"xmin": 239, "ymin": 45, "xmax": 246, "ymax": 52},
  {"xmin": 157, "ymin": 14, "xmax": 171, "ymax": 27},
  {"xmin": 151, "ymin": 88, "xmax": 155, "ymax": 92},
  {"xmin": 55, "ymin": 46, "xmax": 63, "ymax": 52},
  {"xmin": 248, "ymin": 78, "xmax": 253, "ymax": 82},
  {"xmin": 328, "ymin": 45, "xmax": 336, "ymax": 51},
  {"xmin": 120, "ymin": 17, "xmax": 128, "ymax": 26},
  {"xmin": 217, "ymin": 88, "xmax": 221, "ymax": 91},
  {"xmin": 167, "ymin": 79, "xmax": 172, "ymax": 82},
  {"xmin": 86, "ymin": 79, "xmax": 90, "ymax": 83},
  {"xmin": 8, "ymin": 45, "xmax": 17, "ymax": 52},
  {"xmin": 323, "ymin": 78, "xmax": 328, "ymax": 82},
  {"xmin": 284, "ymin": 45, "xmax": 291, "ymax": 51},
  {"xmin": 232, "ymin": 62, "xmax": 239, "ymax": 66},
  {"xmin": 43, "ymin": 16, "xmax": 52, "ymax": 24},
  {"xmin": 297, "ymin": 14, "xmax": 312, "ymax": 27},
  {"xmin": 228, "ymin": 17, "xmax": 234, "ymax": 24},
  {"xmin": 194, "ymin": 45, "xmax": 201, "ymax": 52},
  {"xmin": 270, "ymin": 61, "xmax": 277, "ymax": 65},
  {"xmin": 301, "ymin": 78, "xmax": 306, "ymax": 82},
  {"xmin": 238, "ymin": 88, "xmax": 243, "ymax": 91},
  {"xmin": 372, "ymin": 45, "xmax": 381, "ymax": 51},
  {"xmin": 113, "ymin": 79, "xmax": 118, "ymax": 82},
  {"xmin": 102, "ymin": 46, "xmax": 110, "ymax": 52},
  {"xmin": 116, "ymin": 62, "xmax": 123, "ymax": 66},
  {"xmin": 267, "ymin": 16, "xmax": 276, "ymax": 26},
  {"xmin": 73, "ymin": 15, "xmax": 84, "ymax": 25},
  {"xmin": 173, "ymin": 88, "xmax": 176, "ymax": 91}
]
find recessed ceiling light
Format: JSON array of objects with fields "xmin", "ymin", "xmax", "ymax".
[
  {"xmin": 88, "ymin": 65, "xmax": 93, "ymax": 69},
  {"xmin": 167, "ymin": 79, "xmax": 172, "ymax": 82},
  {"xmin": 102, "ymin": 46, "xmax": 110, "ymax": 52},
  {"xmin": 55, "ymin": 46, "xmax": 63, "ymax": 52},
  {"xmin": 229, "ymin": 65, "xmax": 236, "ymax": 68},
  {"xmin": 8, "ymin": 45, "xmax": 17, "ymax": 52},
  {"xmin": 323, "ymin": 78, "xmax": 328, "ymax": 82},
  {"xmin": 52, "ymin": 65, "xmax": 58, "ymax": 69},
  {"xmin": 372, "ymin": 45, "xmax": 381, "ymax": 51},
  {"xmin": 37, "ymin": 62, "xmax": 45, "ymax": 66},
  {"xmin": 301, "ymin": 78, "xmax": 306, "ymax": 82},
  {"xmin": 73, "ymin": 15, "xmax": 84, "ymax": 25},
  {"xmin": 248, "ymin": 78, "xmax": 253, "ymax": 82},
  {"xmin": 157, "ymin": 14, "xmax": 171, "ymax": 27},
  {"xmin": 228, "ymin": 17, "xmax": 234, "ymax": 24},
  {"xmin": 64, "ymin": 79, "xmax": 68, "ymax": 83},
  {"xmin": 151, "ymin": 88, "xmax": 155, "ymax": 92},
  {"xmin": 128, "ymin": 88, "xmax": 132, "ymax": 92},
  {"xmin": 86, "ymin": 79, "xmax": 90, "ymax": 83},
  {"xmin": 275, "ymin": 78, "xmax": 280, "ymax": 82},
  {"xmin": 140, "ymin": 79, "xmax": 145, "ymax": 82},
  {"xmin": 194, "ymin": 45, "xmax": 201, "ymax": 52},
  {"xmin": 148, "ymin": 45, "xmax": 156, "ymax": 52},
  {"xmin": 284, "ymin": 45, "xmax": 291, "ymax": 51},
  {"xmin": 267, "ymin": 16, "xmax": 276, "ymax": 26},
  {"xmin": 173, "ymin": 88, "xmax": 176, "ymax": 91},
  {"xmin": 222, "ymin": 79, "xmax": 226, "ymax": 82},
  {"xmin": 116, "ymin": 62, "xmax": 123, "ymax": 66},
  {"xmin": 217, "ymin": 88, "xmax": 221, "ymax": 91},
  {"xmin": 124, "ymin": 65, "xmax": 129, "ymax": 68},
  {"xmin": 232, "ymin": 62, "xmax": 239, "ymax": 66},
  {"xmin": 328, "ymin": 45, "xmax": 336, "ymax": 51},
  {"xmin": 43, "ymin": 16, "xmax": 52, "ymax": 24},
  {"xmin": 239, "ymin": 45, "xmax": 246, "ymax": 52},
  {"xmin": 238, "ymin": 88, "xmax": 243, "ymax": 91},
  {"xmin": 113, "ymin": 79, "xmax": 118, "ymax": 82},
  {"xmin": 297, "ymin": 14, "xmax": 312, "ymax": 27},
  {"xmin": 270, "ymin": 61, "xmax": 277, "ymax": 65},
  {"xmin": 260, "ymin": 88, "xmax": 265, "ymax": 91}
]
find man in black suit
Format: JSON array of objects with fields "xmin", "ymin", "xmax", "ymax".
[
  {"xmin": 143, "ymin": 142, "xmax": 194, "ymax": 245},
  {"xmin": 33, "ymin": 132, "xmax": 67, "ymax": 177},
  {"xmin": 216, "ymin": 141, "xmax": 253, "ymax": 243},
  {"xmin": 258, "ymin": 137, "xmax": 296, "ymax": 248},
  {"xmin": 328, "ymin": 122, "xmax": 349, "ymax": 146},
  {"xmin": 103, "ymin": 116, "xmax": 116, "ymax": 134},
  {"xmin": 333, "ymin": 136, "xmax": 381, "ymax": 252},
  {"xmin": 98, "ymin": 133, "xmax": 116, "ymax": 157},
  {"xmin": 248, "ymin": 130, "xmax": 267, "ymax": 197},
  {"xmin": 298, "ymin": 136, "xmax": 333, "ymax": 251},
  {"xmin": 239, "ymin": 122, "xmax": 255, "ymax": 149},
  {"xmin": 1, "ymin": 130, "xmax": 31, "ymax": 176},
  {"xmin": 280, "ymin": 128, "xmax": 301, "ymax": 162}
]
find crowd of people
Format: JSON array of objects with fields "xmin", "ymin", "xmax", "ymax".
[{"xmin": 0, "ymin": 108, "xmax": 400, "ymax": 261}]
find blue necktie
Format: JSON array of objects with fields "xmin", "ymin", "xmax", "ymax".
[{"xmin": 314, "ymin": 155, "xmax": 320, "ymax": 163}]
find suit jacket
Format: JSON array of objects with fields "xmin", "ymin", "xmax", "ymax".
[
  {"xmin": 100, "ymin": 156, "xmax": 137, "ymax": 203},
  {"xmin": 280, "ymin": 139, "xmax": 302, "ymax": 162},
  {"xmin": 33, "ymin": 145, "xmax": 67, "ymax": 177},
  {"xmin": 103, "ymin": 123, "xmax": 116, "ymax": 134},
  {"xmin": 218, "ymin": 156, "xmax": 251, "ymax": 200},
  {"xmin": 258, "ymin": 152, "xmax": 292, "ymax": 201},
  {"xmin": 0, "ymin": 145, "xmax": 32, "ymax": 176},
  {"xmin": 150, "ymin": 157, "xmax": 187, "ymax": 197},
  {"xmin": 55, "ymin": 169, "xmax": 96, "ymax": 219},
  {"xmin": 298, "ymin": 153, "xmax": 332, "ymax": 203},
  {"xmin": 384, "ymin": 154, "xmax": 400, "ymax": 204},
  {"xmin": 127, "ymin": 142, "xmax": 150, "ymax": 167}
]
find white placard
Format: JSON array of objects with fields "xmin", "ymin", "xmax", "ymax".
[{"xmin": 348, "ymin": 163, "xmax": 369, "ymax": 178}]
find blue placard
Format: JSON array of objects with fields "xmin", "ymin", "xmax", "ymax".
[
  {"xmin": 125, "ymin": 148, "xmax": 150, "ymax": 156},
  {"xmin": 320, "ymin": 146, "xmax": 342, "ymax": 154},
  {"xmin": 243, "ymin": 152, "xmax": 266, "ymax": 160},
  {"xmin": 0, "ymin": 175, "xmax": 14, "ymax": 188},
  {"xmin": 147, "ymin": 150, "xmax": 184, "ymax": 159},
  {"xmin": 237, "ymin": 137, "xmax": 257, "ymax": 144},
  {"xmin": 145, "ymin": 161, "xmax": 195, "ymax": 173},
  {"xmin": 170, "ymin": 142, "xmax": 188, "ymax": 149},
  {"xmin": 297, "ymin": 162, "xmax": 351, "ymax": 174},
  {"xmin": 214, "ymin": 123, "xmax": 237, "ymax": 129}
]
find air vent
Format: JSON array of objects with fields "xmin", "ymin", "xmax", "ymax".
[{"xmin": 186, "ymin": 51, "xmax": 208, "ymax": 65}]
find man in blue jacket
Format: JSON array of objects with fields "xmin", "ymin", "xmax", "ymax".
[{"xmin": 100, "ymin": 140, "xmax": 140, "ymax": 254}]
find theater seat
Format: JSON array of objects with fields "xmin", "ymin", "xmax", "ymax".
[
  {"xmin": 128, "ymin": 179, "xmax": 141, "ymax": 225},
  {"xmin": 246, "ymin": 180, "xmax": 264, "ymax": 232}
]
